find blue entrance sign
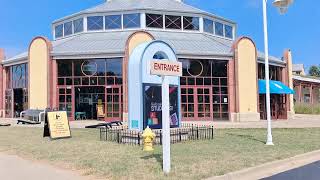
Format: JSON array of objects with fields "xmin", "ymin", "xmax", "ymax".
[{"xmin": 128, "ymin": 40, "xmax": 181, "ymax": 131}]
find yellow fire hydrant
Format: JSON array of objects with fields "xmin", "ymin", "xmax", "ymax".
[{"xmin": 142, "ymin": 126, "xmax": 156, "ymax": 152}]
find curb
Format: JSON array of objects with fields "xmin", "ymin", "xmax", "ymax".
[{"xmin": 206, "ymin": 149, "xmax": 320, "ymax": 180}]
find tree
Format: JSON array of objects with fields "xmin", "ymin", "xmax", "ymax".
[{"xmin": 309, "ymin": 65, "xmax": 320, "ymax": 77}]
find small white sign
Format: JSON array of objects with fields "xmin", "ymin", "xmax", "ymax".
[
  {"xmin": 224, "ymin": 98, "xmax": 228, "ymax": 103},
  {"xmin": 150, "ymin": 60, "xmax": 182, "ymax": 77}
]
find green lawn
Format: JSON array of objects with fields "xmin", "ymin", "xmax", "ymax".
[{"xmin": 0, "ymin": 127, "xmax": 320, "ymax": 180}]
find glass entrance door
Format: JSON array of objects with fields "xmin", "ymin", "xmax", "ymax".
[
  {"xmin": 75, "ymin": 86, "xmax": 105, "ymax": 120},
  {"xmin": 259, "ymin": 94, "xmax": 287, "ymax": 120},
  {"xmin": 5, "ymin": 89, "xmax": 13, "ymax": 118},
  {"xmin": 105, "ymin": 86, "xmax": 122, "ymax": 121},
  {"xmin": 196, "ymin": 87, "xmax": 212, "ymax": 120},
  {"xmin": 13, "ymin": 88, "xmax": 24, "ymax": 117},
  {"xmin": 181, "ymin": 87, "xmax": 213, "ymax": 121}
]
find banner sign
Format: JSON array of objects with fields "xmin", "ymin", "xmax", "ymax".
[
  {"xmin": 150, "ymin": 60, "xmax": 182, "ymax": 77},
  {"xmin": 44, "ymin": 111, "xmax": 71, "ymax": 139}
]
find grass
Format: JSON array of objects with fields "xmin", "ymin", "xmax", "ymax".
[
  {"xmin": 295, "ymin": 103, "xmax": 320, "ymax": 114},
  {"xmin": 1, "ymin": 127, "xmax": 320, "ymax": 180}
]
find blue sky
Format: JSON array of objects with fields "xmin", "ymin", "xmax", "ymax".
[{"xmin": 0, "ymin": 0, "xmax": 319, "ymax": 70}]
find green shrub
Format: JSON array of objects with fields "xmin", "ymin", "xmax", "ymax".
[{"xmin": 295, "ymin": 103, "xmax": 320, "ymax": 114}]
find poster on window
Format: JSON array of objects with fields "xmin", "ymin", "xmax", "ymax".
[{"xmin": 143, "ymin": 85, "xmax": 179, "ymax": 129}]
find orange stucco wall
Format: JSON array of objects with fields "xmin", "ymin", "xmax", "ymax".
[
  {"xmin": 235, "ymin": 38, "xmax": 258, "ymax": 113},
  {"xmin": 28, "ymin": 37, "xmax": 51, "ymax": 109},
  {"xmin": 122, "ymin": 31, "xmax": 154, "ymax": 121}
]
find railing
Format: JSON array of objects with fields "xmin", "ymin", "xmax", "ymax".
[{"xmin": 100, "ymin": 124, "xmax": 214, "ymax": 145}]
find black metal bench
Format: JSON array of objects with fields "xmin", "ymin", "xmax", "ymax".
[
  {"xmin": 85, "ymin": 121, "xmax": 123, "ymax": 129},
  {"xmin": 17, "ymin": 109, "xmax": 45, "ymax": 125}
]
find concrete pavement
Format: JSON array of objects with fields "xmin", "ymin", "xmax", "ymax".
[
  {"xmin": 1, "ymin": 114, "xmax": 320, "ymax": 129},
  {"xmin": 0, "ymin": 153, "xmax": 92, "ymax": 180}
]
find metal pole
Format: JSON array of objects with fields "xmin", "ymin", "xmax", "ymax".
[
  {"xmin": 162, "ymin": 76, "xmax": 171, "ymax": 174},
  {"xmin": 262, "ymin": 0, "xmax": 274, "ymax": 146}
]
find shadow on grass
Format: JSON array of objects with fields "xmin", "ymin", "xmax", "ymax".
[
  {"xmin": 141, "ymin": 153, "xmax": 163, "ymax": 166},
  {"xmin": 226, "ymin": 133, "xmax": 265, "ymax": 144}
]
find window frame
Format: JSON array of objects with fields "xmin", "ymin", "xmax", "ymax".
[
  {"xmin": 55, "ymin": 24, "xmax": 64, "ymax": 39},
  {"xmin": 105, "ymin": 15, "xmax": 122, "ymax": 30},
  {"xmin": 203, "ymin": 18, "xmax": 214, "ymax": 34},
  {"xmin": 123, "ymin": 13, "xmax": 141, "ymax": 29},
  {"xmin": 214, "ymin": 21, "xmax": 224, "ymax": 37},
  {"xmin": 146, "ymin": 13, "xmax": 164, "ymax": 29},
  {"xmin": 183, "ymin": 16, "xmax": 200, "ymax": 31},
  {"xmin": 165, "ymin": 15, "xmax": 182, "ymax": 30},
  {"xmin": 87, "ymin": 16, "xmax": 104, "ymax": 31},
  {"xmin": 224, "ymin": 24, "xmax": 233, "ymax": 39},
  {"xmin": 73, "ymin": 18, "xmax": 84, "ymax": 34},
  {"xmin": 64, "ymin": 21, "xmax": 73, "ymax": 36}
]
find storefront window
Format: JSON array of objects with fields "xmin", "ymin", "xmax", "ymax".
[
  {"xmin": 258, "ymin": 63, "xmax": 282, "ymax": 81},
  {"xmin": 58, "ymin": 61, "xmax": 72, "ymax": 77},
  {"xmin": 180, "ymin": 59, "xmax": 229, "ymax": 121},
  {"xmin": 107, "ymin": 58, "xmax": 122, "ymax": 76},
  {"xmin": 144, "ymin": 85, "xmax": 179, "ymax": 129},
  {"xmin": 57, "ymin": 58, "xmax": 123, "ymax": 120},
  {"xmin": 11, "ymin": 64, "xmax": 27, "ymax": 89}
]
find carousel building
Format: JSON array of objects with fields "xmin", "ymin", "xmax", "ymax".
[{"xmin": 0, "ymin": 0, "xmax": 295, "ymax": 123}]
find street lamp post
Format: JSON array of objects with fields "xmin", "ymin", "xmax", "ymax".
[{"xmin": 262, "ymin": 0, "xmax": 294, "ymax": 145}]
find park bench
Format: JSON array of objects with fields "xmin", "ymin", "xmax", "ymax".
[
  {"xmin": 17, "ymin": 109, "xmax": 45, "ymax": 125},
  {"xmin": 85, "ymin": 121, "xmax": 123, "ymax": 129}
]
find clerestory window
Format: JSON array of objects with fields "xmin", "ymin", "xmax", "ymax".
[
  {"xmin": 224, "ymin": 25, "xmax": 233, "ymax": 39},
  {"xmin": 146, "ymin": 13, "xmax": 163, "ymax": 29},
  {"xmin": 73, "ymin": 18, "xmax": 83, "ymax": 33},
  {"xmin": 64, "ymin": 21, "xmax": 73, "ymax": 36},
  {"xmin": 123, "ymin": 13, "xmax": 140, "ymax": 28},
  {"xmin": 165, "ymin": 15, "xmax": 181, "ymax": 29},
  {"xmin": 105, "ymin": 15, "xmax": 122, "ymax": 29},
  {"xmin": 215, "ymin": 22, "xmax": 224, "ymax": 36},
  {"xmin": 55, "ymin": 24, "xmax": 63, "ymax": 38},
  {"xmin": 87, "ymin": 16, "xmax": 104, "ymax": 31},
  {"xmin": 183, "ymin": 16, "xmax": 199, "ymax": 31}
]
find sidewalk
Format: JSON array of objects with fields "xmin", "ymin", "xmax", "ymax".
[
  {"xmin": 187, "ymin": 114, "xmax": 320, "ymax": 129},
  {"xmin": 1, "ymin": 114, "xmax": 319, "ymax": 129},
  {"xmin": 0, "ymin": 153, "xmax": 92, "ymax": 180},
  {"xmin": 207, "ymin": 150, "xmax": 320, "ymax": 180}
]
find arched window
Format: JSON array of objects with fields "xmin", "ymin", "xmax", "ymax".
[{"xmin": 153, "ymin": 51, "xmax": 168, "ymax": 60}]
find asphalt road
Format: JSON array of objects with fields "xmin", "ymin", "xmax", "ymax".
[{"xmin": 262, "ymin": 161, "xmax": 320, "ymax": 180}]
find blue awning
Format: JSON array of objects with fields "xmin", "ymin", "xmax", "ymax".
[{"xmin": 258, "ymin": 80, "xmax": 295, "ymax": 94}]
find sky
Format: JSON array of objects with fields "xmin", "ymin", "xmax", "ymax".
[{"xmin": 0, "ymin": 0, "xmax": 319, "ymax": 70}]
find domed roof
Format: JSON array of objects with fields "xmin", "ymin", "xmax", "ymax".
[
  {"xmin": 53, "ymin": 0, "xmax": 232, "ymax": 24},
  {"xmin": 82, "ymin": 0, "xmax": 206, "ymax": 14}
]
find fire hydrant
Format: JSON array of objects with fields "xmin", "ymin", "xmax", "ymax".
[{"xmin": 142, "ymin": 126, "xmax": 156, "ymax": 152}]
